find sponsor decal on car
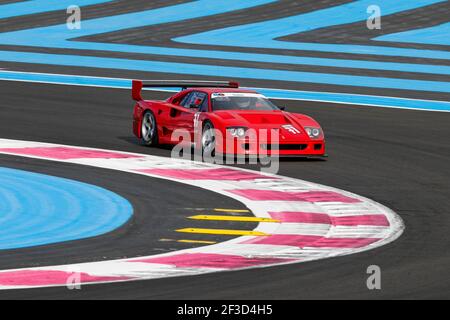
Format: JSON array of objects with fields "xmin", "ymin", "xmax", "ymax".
[{"xmin": 281, "ymin": 124, "xmax": 301, "ymax": 135}]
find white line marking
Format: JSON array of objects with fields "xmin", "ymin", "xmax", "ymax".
[{"xmin": 0, "ymin": 70, "xmax": 448, "ymax": 112}]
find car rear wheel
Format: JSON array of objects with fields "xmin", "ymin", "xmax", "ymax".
[{"xmin": 141, "ymin": 111, "xmax": 158, "ymax": 146}]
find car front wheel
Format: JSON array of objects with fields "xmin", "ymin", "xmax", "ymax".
[
  {"xmin": 141, "ymin": 111, "xmax": 158, "ymax": 146},
  {"xmin": 202, "ymin": 122, "xmax": 216, "ymax": 158}
]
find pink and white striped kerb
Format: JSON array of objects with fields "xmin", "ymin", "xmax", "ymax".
[{"xmin": 0, "ymin": 139, "xmax": 404, "ymax": 289}]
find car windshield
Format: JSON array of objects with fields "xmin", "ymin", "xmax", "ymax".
[{"xmin": 211, "ymin": 93, "xmax": 279, "ymax": 111}]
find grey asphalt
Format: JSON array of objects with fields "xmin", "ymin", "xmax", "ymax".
[{"xmin": 0, "ymin": 82, "xmax": 448, "ymax": 299}]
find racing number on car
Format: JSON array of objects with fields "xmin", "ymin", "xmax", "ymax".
[
  {"xmin": 193, "ymin": 112, "xmax": 201, "ymax": 129},
  {"xmin": 193, "ymin": 112, "xmax": 202, "ymax": 144}
]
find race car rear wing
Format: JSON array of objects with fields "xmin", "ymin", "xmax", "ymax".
[{"xmin": 132, "ymin": 80, "xmax": 239, "ymax": 101}]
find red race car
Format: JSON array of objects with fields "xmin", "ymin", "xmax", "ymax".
[{"xmin": 132, "ymin": 80, "xmax": 326, "ymax": 158}]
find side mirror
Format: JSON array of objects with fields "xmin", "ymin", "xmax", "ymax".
[{"xmin": 279, "ymin": 106, "xmax": 286, "ymax": 111}]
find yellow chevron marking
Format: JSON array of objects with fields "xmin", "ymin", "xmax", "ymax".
[
  {"xmin": 159, "ymin": 238, "xmax": 217, "ymax": 244},
  {"xmin": 213, "ymin": 208, "xmax": 250, "ymax": 213},
  {"xmin": 177, "ymin": 239, "xmax": 217, "ymax": 244},
  {"xmin": 176, "ymin": 228, "xmax": 269, "ymax": 236},
  {"xmin": 188, "ymin": 215, "xmax": 279, "ymax": 223}
]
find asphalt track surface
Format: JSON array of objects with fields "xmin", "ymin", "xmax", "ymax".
[
  {"xmin": 0, "ymin": 0, "xmax": 449, "ymax": 299},
  {"xmin": 0, "ymin": 82, "xmax": 449, "ymax": 299}
]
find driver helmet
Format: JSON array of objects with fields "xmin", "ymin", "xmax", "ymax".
[{"xmin": 235, "ymin": 97, "xmax": 252, "ymax": 109}]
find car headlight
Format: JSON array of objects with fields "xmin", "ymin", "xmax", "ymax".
[
  {"xmin": 305, "ymin": 127, "xmax": 322, "ymax": 139},
  {"xmin": 227, "ymin": 127, "xmax": 247, "ymax": 137}
]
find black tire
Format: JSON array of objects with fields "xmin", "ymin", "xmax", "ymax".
[
  {"xmin": 201, "ymin": 121, "xmax": 216, "ymax": 159},
  {"xmin": 140, "ymin": 111, "xmax": 159, "ymax": 146}
]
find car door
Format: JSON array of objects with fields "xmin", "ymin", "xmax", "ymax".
[{"xmin": 169, "ymin": 91, "xmax": 207, "ymax": 143}]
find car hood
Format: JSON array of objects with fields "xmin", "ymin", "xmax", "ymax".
[
  {"xmin": 213, "ymin": 110, "xmax": 317, "ymax": 140},
  {"xmin": 214, "ymin": 110, "xmax": 291, "ymax": 125}
]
